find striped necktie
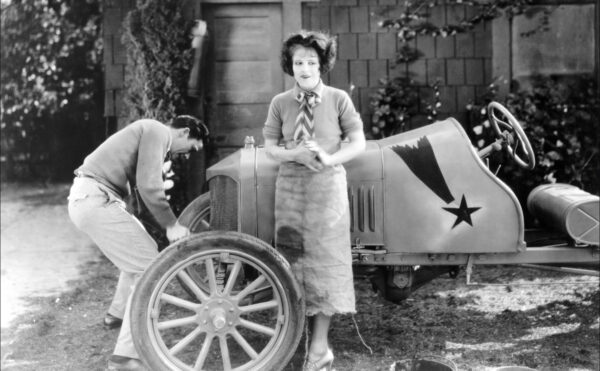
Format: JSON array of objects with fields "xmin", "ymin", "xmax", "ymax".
[{"xmin": 293, "ymin": 91, "xmax": 320, "ymax": 141}]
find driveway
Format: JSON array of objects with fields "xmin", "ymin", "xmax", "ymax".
[{"xmin": 0, "ymin": 182, "xmax": 101, "ymax": 329}]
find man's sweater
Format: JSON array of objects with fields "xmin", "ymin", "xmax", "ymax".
[{"xmin": 76, "ymin": 119, "xmax": 177, "ymax": 228}]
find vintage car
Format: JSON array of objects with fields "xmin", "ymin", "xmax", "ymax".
[{"xmin": 129, "ymin": 102, "xmax": 599, "ymax": 371}]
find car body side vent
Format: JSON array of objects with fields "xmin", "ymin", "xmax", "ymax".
[
  {"xmin": 368, "ymin": 185, "xmax": 376, "ymax": 232},
  {"xmin": 348, "ymin": 184, "xmax": 378, "ymax": 234}
]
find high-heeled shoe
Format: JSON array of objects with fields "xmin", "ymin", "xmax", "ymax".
[{"xmin": 303, "ymin": 348, "xmax": 334, "ymax": 371}]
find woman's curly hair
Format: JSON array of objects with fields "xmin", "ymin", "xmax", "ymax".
[{"xmin": 281, "ymin": 30, "xmax": 337, "ymax": 76}]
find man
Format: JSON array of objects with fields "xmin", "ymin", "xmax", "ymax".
[{"xmin": 68, "ymin": 115, "xmax": 207, "ymax": 370}]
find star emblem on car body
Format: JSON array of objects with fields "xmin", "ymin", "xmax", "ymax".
[
  {"xmin": 389, "ymin": 137, "xmax": 484, "ymax": 229},
  {"xmin": 442, "ymin": 195, "xmax": 481, "ymax": 229}
]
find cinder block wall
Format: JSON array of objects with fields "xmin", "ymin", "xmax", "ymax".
[{"xmin": 302, "ymin": 0, "xmax": 494, "ymax": 133}]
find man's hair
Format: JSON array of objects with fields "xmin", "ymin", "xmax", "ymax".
[
  {"xmin": 281, "ymin": 30, "xmax": 337, "ymax": 77},
  {"xmin": 171, "ymin": 115, "xmax": 209, "ymax": 140}
]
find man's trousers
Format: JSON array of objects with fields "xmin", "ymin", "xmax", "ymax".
[{"xmin": 68, "ymin": 176, "xmax": 158, "ymax": 359}]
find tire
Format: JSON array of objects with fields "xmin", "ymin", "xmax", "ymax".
[
  {"xmin": 177, "ymin": 193, "xmax": 219, "ymax": 299},
  {"xmin": 131, "ymin": 231, "xmax": 305, "ymax": 371},
  {"xmin": 177, "ymin": 193, "xmax": 211, "ymax": 233},
  {"xmin": 177, "ymin": 193, "xmax": 273, "ymax": 304}
]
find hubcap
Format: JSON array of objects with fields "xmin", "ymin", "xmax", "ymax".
[{"xmin": 197, "ymin": 297, "xmax": 239, "ymax": 334}]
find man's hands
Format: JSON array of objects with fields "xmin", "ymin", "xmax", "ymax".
[{"xmin": 166, "ymin": 221, "xmax": 190, "ymax": 243}]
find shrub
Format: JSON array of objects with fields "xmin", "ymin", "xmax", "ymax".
[
  {"xmin": 121, "ymin": 0, "xmax": 193, "ymax": 123},
  {"xmin": 370, "ymin": 77, "xmax": 441, "ymax": 138},
  {"xmin": 468, "ymin": 75, "xmax": 599, "ymax": 202},
  {"xmin": 1, "ymin": 0, "xmax": 103, "ymax": 181},
  {"xmin": 121, "ymin": 0, "xmax": 196, "ymax": 241}
]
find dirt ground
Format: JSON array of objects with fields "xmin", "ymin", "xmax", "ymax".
[
  {"xmin": 1, "ymin": 183, "xmax": 598, "ymax": 371},
  {"xmin": 1, "ymin": 182, "xmax": 101, "ymax": 329}
]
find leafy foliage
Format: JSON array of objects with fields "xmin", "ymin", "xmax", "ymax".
[
  {"xmin": 369, "ymin": 0, "xmax": 538, "ymax": 137},
  {"xmin": 468, "ymin": 76, "xmax": 599, "ymax": 200},
  {"xmin": 370, "ymin": 77, "xmax": 419, "ymax": 138},
  {"xmin": 371, "ymin": 1, "xmax": 599, "ymax": 204},
  {"xmin": 370, "ymin": 77, "xmax": 441, "ymax": 138},
  {"xmin": 1, "ymin": 0, "xmax": 103, "ymax": 180},
  {"xmin": 396, "ymin": 44, "xmax": 423, "ymax": 64},
  {"xmin": 121, "ymin": 0, "xmax": 196, "ymax": 236},
  {"xmin": 121, "ymin": 0, "xmax": 193, "ymax": 123},
  {"xmin": 377, "ymin": 0, "xmax": 539, "ymax": 65},
  {"xmin": 379, "ymin": 0, "xmax": 535, "ymax": 41}
]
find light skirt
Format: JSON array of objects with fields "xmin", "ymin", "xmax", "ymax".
[{"xmin": 274, "ymin": 162, "xmax": 356, "ymax": 316}]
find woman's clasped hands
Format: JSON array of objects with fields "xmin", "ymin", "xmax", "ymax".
[
  {"xmin": 293, "ymin": 139, "xmax": 333, "ymax": 171},
  {"xmin": 305, "ymin": 139, "xmax": 334, "ymax": 167}
]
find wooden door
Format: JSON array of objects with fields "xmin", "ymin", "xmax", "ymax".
[{"xmin": 203, "ymin": 3, "xmax": 283, "ymax": 159}]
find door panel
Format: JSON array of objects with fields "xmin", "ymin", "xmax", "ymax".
[
  {"xmin": 204, "ymin": 4, "xmax": 283, "ymax": 151},
  {"xmin": 215, "ymin": 61, "xmax": 273, "ymax": 103},
  {"xmin": 214, "ymin": 17, "xmax": 272, "ymax": 60},
  {"xmin": 214, "ymin": 104, "xmax": 269, "ymax": 130}
]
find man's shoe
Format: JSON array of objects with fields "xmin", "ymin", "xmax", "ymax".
[
  {"xmin": 103, "ymin": 313, "xmax": 123, "ymax": 329},
  {"xmin": 107, "ymin": 355, "xmax": 147, "ymax": 371}
]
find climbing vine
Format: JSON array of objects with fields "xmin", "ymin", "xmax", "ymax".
[
  {"xmin": 370, "ymin": 0, "xmax": 550, "ymax": 138},
  {"xmin": 378, "ymin": 0, "xmax": 540, "ymax": 65}
]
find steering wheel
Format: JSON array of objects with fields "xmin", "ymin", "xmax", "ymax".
[{"xmin": 487, "ymin": 101, "xmax": 535, "ymax": 169}]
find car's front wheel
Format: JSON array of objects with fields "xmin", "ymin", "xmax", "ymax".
[{"xmin": 130, "ymin": 231, "xmax": 305, "ymax": 371}]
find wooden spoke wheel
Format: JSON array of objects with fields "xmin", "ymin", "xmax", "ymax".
[{"xmin": 131, "ymin": 232, "xmax": 305, "ymax": 371}]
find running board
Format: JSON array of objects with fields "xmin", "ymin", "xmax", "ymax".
[{"xmin": 354, "ymin": 246, "xmax": 599, "ymax": 266}]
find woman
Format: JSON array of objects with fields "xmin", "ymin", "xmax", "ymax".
[{"xmin": 263, "ymin": 30, "xmax": 366, "ymax": 371}]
